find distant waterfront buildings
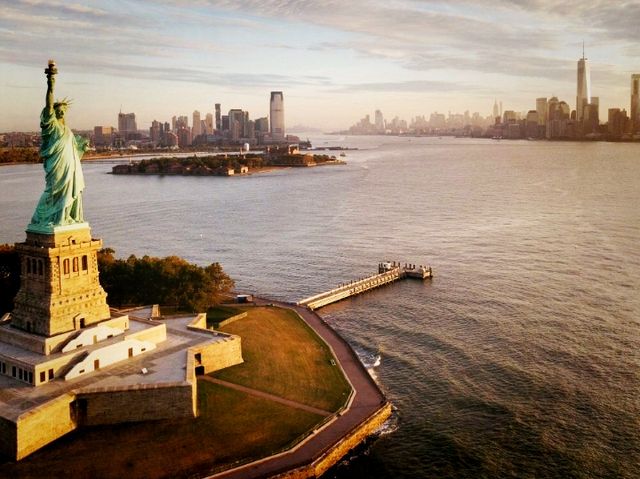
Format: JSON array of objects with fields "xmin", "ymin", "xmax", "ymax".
[
  {"xmin": 631, "ymin": 74, "xmax": 640, "ymax": 133},
  {"xmin": 270, "ymin": 91, "xmax": 285, "ymax": 141},
  {"xmin": 345, "ymin": 47, "xmax": 636, "ymax": 142},
  {"xmin": 86, "ymin": 91, "xmax": 295, "ymax": 150}
]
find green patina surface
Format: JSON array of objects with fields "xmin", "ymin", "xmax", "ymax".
[{"xmin": 29, "ymin": 61, "xmax": 88, "ymax": 233}]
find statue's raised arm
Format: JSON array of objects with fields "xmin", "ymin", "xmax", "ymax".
[
  {"xmin": 44, "ymin": 59, "xmax": 56, "ymax": 114},
  {"xmin": 28, "ymin": 60, "xmax": 87, "ymax": 233}
]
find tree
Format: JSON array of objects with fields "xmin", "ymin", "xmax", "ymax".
[
  {"xmin": 0, "ymin": 245, "xmax": 20, "ymax": 316},
  {"xmin": 96, "ymin": 250, "xmax": 234, "ymax": 311}
]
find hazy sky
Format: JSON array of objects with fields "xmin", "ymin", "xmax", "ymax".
[{"xmin": 1, "ymin": 0, "xmax": 638, "ymax": 132}]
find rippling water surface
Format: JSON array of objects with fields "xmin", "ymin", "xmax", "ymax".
[{"xmin": 1, "ymin": 137, "xmax": 639, "ymax": 478}]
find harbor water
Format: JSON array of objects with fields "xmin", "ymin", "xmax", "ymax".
[{"xmin": 1, "ymin": 136, "xmax": 638, "ymax": 478}]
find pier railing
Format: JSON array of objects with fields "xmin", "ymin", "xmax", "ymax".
[{"xmin": 298, "ymin": 262, "xmax": 431, "ymax": 311}]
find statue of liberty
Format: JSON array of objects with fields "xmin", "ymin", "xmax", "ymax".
[{"xmin": 29, "ymin": 60, "xmax": 89, "ymax": 231}]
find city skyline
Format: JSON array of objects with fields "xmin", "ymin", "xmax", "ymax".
[{"xmin": 1, "ymin": 1, "xmax": 639, "ymax": 132}]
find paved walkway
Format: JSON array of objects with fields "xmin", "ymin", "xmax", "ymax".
[
  {"xmin": 201, "ymin": 376, "xmax": 332, "ymax": 417},
  {"xmin": 207, "ymin": 300, "xmax": 388, "ymax": 479}
]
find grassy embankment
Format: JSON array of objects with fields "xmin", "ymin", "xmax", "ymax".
[
  {"xmin": 1, "ymin": 305, "xmax": 351, "ymax": 478},
  {"xmin": 215, "ymin": 305, "xmax": 351, "ymax": 412}
]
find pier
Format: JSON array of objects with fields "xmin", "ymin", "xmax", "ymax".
[{"xmin": 298, "ymin": 261, "xmax": 432, "ymax": 310}]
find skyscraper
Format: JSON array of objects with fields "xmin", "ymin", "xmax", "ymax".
[
  {"xmin": 205, "ymin": 113, "xmax": 214, "ymax": 134},
  {"xmin": 270, "ymin": 91, "xmax": 285, "ymax": 141},
  {"xmin": 576, "ymin": 46, "xmax": 591, "ymax": 122},
  {"xmin": 150, "ymin": 120, "xmax": 162, "ymax": 144},
  {"xmin": 536, "ymin": 98, "xmax": 547, "ymax": 126},
  {"xmin": 374, "ymin": 110, "xmax": 384, "ymax": 131},
  {"xmin": 228, "ymin": 109, "xmax": 245, "ymax": 141},
  {"xmin": 215, "ymin": 103, "xmax": 221, "ymax": 131},
  {"xmin": 117, "ymin": 111, "xmax": 137, "ymax": 134},
  {"xmin": 493, "ymin": 99, "xmax": 499, "ymax": 120},
  {"xmin": 192, "ymin": 110, "xmax": 202, "ymax": 137},
  {"xmin": 631, "ymin": 74, "xmax": 640, "ymax": 133}
]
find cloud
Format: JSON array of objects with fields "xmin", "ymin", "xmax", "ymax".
[
  {"xmin": 1, "ymin": 0, "xmax": 636, "ymax": 130},
  {"xmin": 189, "ymin": 0, "xmax": 636, "ymax": 80},
  {"xmin": 334, "ymin": 79, "xmax": 490, "ymax": 94},
  {"xmin": 18, "ymin": 0, "xmax": 108, "ymax": 17},
  {"xmin": 4, "ymin": 0, "xmax": 635, "ymax": 84}
]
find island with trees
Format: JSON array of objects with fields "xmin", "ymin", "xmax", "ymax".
[{"xmin": 111, "ymin": 148, "xmax": 345, "ymax": 176}]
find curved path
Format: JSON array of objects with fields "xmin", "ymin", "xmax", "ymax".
[{"xmin": 208, "ymin": 301, "xmax": 389, "ymax": 479}]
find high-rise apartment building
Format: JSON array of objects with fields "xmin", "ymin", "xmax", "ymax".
[
  {"xmin": 176, "ymin": 115, "xmax": 189, "ymax": 129},
  {"xmin": 270, "ymin": 91, "xmax": 285, "ymax": 141},
  {"xmin": 150, "ymin": 120, "xmax": 162, "ymax": 144},
  {"xmin": 228, "ymin": 109, "xmax": 245, "ymax": 140},
  {"xmin": 117, "ymin": 112, "xmax": 137, "ymax": 134},
  {"xmin": 631, "ymin": 74, "xmax": 640, "ymax": 133},
  {"xmin": 205, "ymin": 113, "xmax": 214, "ymax": 134},
  {"xmin": 536, "ymin": 98, "xmax": 547, "ymax": 126},
  {"xmin": 503, "ymin": 110, "xmax": 518, "ymax": 123},
  {"xmin": 176, "ymin": 126, "xmax": 191, "ymax": 147},
  {"xmin": 576, "ymin": 48, "xmax": 591, "ymax": 122},
  {"xmin": 374, "ymin": 110, "xmax": 384, "ymax": 131},
  {"xmin": 255, "ymin": 117, "xmax": 269, "ymax": 135},
  {"xmin": 192, "ymin": 110, "xmax": 202, "ymax": 137},
  {"xmin": 215, "ymin": 103, "xmax": 221, "ymax": 131},
  {"xmin": 526, "ymin": 110, "xmax": 540, "ymax": 138},
  {"xmin": 608, "ymin": 108, "xmax": 629, "ymax": 137},
  {"xmin": 93, "ymin": 126, "xmax": 115, "ymax": 146},
  {"xmin": 583, "ymin": 96, "xmax": 599, "ymax": 133}
]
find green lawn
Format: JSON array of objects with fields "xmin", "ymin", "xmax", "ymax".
[{"xmin": 214, "ymin": 306, "xmax": 352, "ymax": 412}]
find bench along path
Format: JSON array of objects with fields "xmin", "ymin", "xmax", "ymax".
[{"xmin": 208, "ymin": 300, "xmax": 389, "ymax": 479}]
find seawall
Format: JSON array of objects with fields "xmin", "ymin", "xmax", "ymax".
[{"xmin": 209, "ymin": 301, "xmax": 391, "ymax": 479}]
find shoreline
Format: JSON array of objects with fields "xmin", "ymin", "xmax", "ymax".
[{"xmin": 205, "ymin": 298, "xmax": 391, "ymax": 479}]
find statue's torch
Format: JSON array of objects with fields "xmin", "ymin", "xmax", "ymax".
[{"xmin": 45, "ymin": 59, "xmax": 58, "ymax": 76}]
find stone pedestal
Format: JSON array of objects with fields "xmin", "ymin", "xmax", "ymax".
[{"xmin": 10, "ymin": 223, "xmax": 111, "ymax": 339}]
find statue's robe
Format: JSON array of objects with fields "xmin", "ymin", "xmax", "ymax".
[{"xmin": 30, "ymin": 107, "xmax": 87, "ymax": 227}]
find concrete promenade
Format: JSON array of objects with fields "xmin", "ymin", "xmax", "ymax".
[{"xmin": 208, "ymin": 300, "xmax": 389, "ymax": 479}]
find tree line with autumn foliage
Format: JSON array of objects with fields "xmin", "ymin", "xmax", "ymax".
[
  {"xmin": 0, "ymin": 148, "xmax": 40, "ymax": 164},
  {"xmin": 97, "ymin": 249, "xmax": 234, "ymax": 310},
  {"xmin": 0, "ymin": 245, "xmax": 234, "ymax": 315}
]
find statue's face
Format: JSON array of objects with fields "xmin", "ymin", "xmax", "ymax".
[{"xmin": 54, "ymin": 105, "xmax": 67, "ymax": 119}]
